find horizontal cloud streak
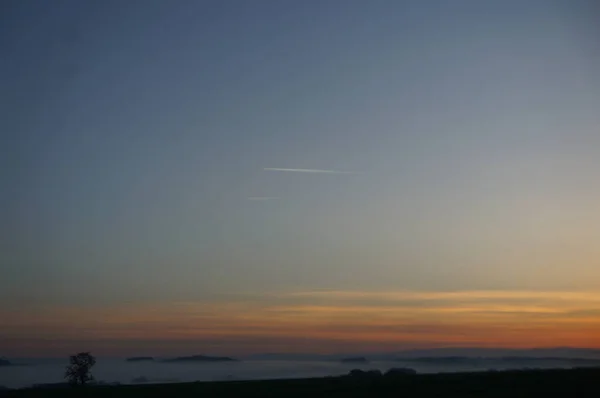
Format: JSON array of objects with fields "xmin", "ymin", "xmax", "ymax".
[
  {"xmin": 284, "ymin": 289, "xmax": 600, "ymax": 301},
  {"xmin": 263, "ymin": 168, "xmax": 360, "ymax": 174},
  {"xmin": 247, "ymin": 197, "xmax": 280, "ymax": 200}
]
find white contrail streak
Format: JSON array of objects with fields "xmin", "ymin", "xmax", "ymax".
[
  {"xmin": 247, "ymin": 197, "xmax": 280, "ymax": 201},
  {"xmin": 263, "ymin": 168, "xmax": 359, "ymax": 174}
]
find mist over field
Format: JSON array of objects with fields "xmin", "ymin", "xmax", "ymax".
[{"xmin": 2, "ymin": 349, "xmax": 600, "ymax": 389}]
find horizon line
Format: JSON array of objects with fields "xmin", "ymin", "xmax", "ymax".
[{"xmin": 6, "ymin": 346, "xmax": 600, "ymax": 359}]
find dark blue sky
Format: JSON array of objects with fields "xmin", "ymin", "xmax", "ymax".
[{"xmin": 2, "ymin": 0, "xmax": 600, "ymax": 355}]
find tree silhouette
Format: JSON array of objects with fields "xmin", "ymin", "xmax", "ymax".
[{"xmin": 64, "ymin": 352, "xmax": 96, "ymax": 386}]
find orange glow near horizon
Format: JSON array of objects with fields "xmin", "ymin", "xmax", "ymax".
[{"xmin": 2, "ymin": 290, "xmax": 600, "ymax": 356}]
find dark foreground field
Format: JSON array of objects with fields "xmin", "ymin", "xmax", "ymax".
[{"xmin": 2, "ymin": 367, "xmax": 599, "ymax": 398}]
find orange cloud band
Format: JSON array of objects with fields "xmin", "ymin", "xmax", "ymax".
[{"xmin": 2, "ymin": 290, "xmax": 599, "ymax": 355}]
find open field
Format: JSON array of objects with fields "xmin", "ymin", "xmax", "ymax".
[{"xmin": 2, "ymin": 367, "xmax": 599, "ymax": 398}]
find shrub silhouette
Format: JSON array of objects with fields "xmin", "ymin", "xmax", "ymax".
[
  {"xmin": 64, "ymin": 352, "xmax": 96, "ymax": 386},
  {"xmin": 348, "ymin": 369, "xmax": 383, "ymax": 378},
  {"xmin": 384, "ymin": 367, "xmax": 417, "ymax": 377}
]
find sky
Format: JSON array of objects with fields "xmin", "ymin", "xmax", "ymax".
[{"xmin": 1, "ymin": 0, "xmax": 600, "ymax": 357}]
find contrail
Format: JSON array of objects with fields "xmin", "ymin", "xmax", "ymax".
[
  {"xmin": 248, "ymin": 197, "xmax": 280, "ymax": 201},
  {"xmin": 263, "ymin": 168, "xmax": 360, "ymax": 174}
]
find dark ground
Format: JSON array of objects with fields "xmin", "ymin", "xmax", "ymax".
[{"xmin": 2, "ymin": 367, "xmax": 599, "ymax": 397}]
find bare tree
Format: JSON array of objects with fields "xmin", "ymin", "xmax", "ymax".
[{"xmin": 64, "ymin": 352, "xmax": 96, "ymax": 386}]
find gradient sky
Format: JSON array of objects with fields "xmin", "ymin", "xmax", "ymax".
[{"xmin": 2, "ymin": 0, "xmax": 600, "ymax": 357}]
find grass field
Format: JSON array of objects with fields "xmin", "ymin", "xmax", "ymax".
[{"xmin": 2, "ymin": 367, "xmax": 599, "ymax": 397}]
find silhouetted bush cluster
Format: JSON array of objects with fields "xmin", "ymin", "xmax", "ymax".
[
  {"xmin": 348, "ymin": 367, "xmax": 417, "ymax": 379},
  {"xmin": 348, "ymin": 369, "xmax": 382, "ymax": 379},
  {"xmin": 385, "ymin": 367, "xmax": 418, "ymax": 376}
]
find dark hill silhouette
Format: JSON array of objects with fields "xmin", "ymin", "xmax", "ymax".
[
  {"xmin": 245, "ymin": 348, "xmax": 600, "ymax": 362},
  {"xmin": 341, "ymin": 357, "xmax": 369, "ymax": 364},
  {"xmin": 0, "ymin": 358, "xmax": 12, "ymax": 367},
  {"xmin": 162, "ymin": 355, "xmax": 237, "ymax": 363},
  {"xmin": 126, "ymin": 357, "xmax": 154, "ymax": 362},
  {"xmin": 398, "ymin": 355, "xmax": 600, "ymax": 367},
  {"xmin": 401, "ymin": 356, "xmax": 477, "ymax": 364}
]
